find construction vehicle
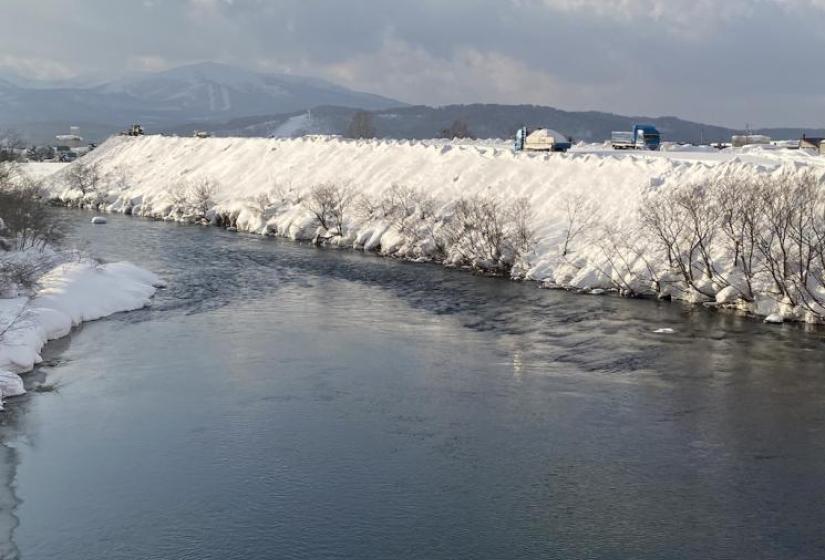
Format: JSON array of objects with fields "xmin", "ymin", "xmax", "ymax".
[
  {"xmin": 121, "ymin": 123, "xmax": 144, "ymax": 137},
  {"xmin": 514, "ymin": 127, "xmax": 572, "ymax": 153},
  {"xmin": 611, "ymin": 124, "xmax": 661, "ymax": 150}
]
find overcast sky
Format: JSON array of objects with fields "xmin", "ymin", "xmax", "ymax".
[{"xmin": 2, "ymin": 0, "xmax": 825, "ymax": 127}]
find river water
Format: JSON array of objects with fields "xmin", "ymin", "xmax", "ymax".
[{"xmin": 1, "ymin": 211, "xmax": 825, "ymax": 560}]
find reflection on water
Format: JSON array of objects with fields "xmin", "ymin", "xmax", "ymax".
[{"xmin": 1, "ymin": 210, "xmax": 824, "ymax": 560}]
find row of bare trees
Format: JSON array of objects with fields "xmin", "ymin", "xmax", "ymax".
[
  {"xmin": 285, "ymin": 182, "xmax": 533, "ymax": 274},
  {"xmin": 637, "ymin": 171, "xmax": 825, "ymax": 317},
  {"xmin": 554, "ymin": 171, "xmax": 825, "ymax": 317}
]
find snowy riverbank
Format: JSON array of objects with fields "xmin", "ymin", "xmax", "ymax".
[
  {"xmin": 0, "ymin": 259, "xmax": 161, "ymax": 409},
  {"xmin": 33, "ymin": 134, "xmax": 825, "ymax": 324}
]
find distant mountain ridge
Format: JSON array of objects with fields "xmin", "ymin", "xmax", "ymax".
[
  {"xmin": 1, "ymin": 62, "xmax": 823, "ymax": 144},
  {"xmin": 176, "ymin": 104, "xmax": 825, "ymax": 145}
]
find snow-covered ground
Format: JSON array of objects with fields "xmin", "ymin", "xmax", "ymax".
[
  {"xmin": 17, "ymin": 161, "xmax": 68, "ymax": 181},
  {"xmin": 30, "ymin": 134, "xmax": 825, "ymax": 324},
  {"xmin": 0, "ymin": 258, "xmax": 161, "ymax": 408}
]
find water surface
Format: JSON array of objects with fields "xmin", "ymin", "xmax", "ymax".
[{"xmin": 2, "ymin": 211, "xmax": 825, "ymax": 560}]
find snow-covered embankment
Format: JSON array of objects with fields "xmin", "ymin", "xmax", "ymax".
[
  {"xmin": 41, "ymin": 135, "xmax": 825, "ymax": 324},
  {"xmin": 0, "ymin": 260, "xmax": 161, "ymax": 408}
]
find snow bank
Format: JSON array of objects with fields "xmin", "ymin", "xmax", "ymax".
[
  {"xmin": 37, "ymin": 135, "xmax": 825, "ymax": 323},
  {"xmin": 0, "ymin": 260, "xmax": 161, "ymax": 408},
  {"xmin": 22, "ymin": 162, "xmax": 69, "ymax": 181}
]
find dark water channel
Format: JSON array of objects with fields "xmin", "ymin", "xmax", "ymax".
[{"xmin": 2, "ymin": 210, "xmax": 825, "ymax": 559}]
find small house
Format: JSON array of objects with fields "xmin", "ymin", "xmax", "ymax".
[{"xmin": 800, "ymin": 135, "xmax": 825, "ymax": 155}]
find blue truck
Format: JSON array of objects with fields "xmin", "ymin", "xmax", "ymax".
[{"xmin": 611, "ymin": 124, "xmax": 661, "ymax": 150}]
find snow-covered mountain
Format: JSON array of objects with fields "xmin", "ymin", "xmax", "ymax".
[
  {"xmin": 0, "ymin": 62, "xmax": 403, "ymax": 142},
  {"xmin": 97, "ymin": 62, "xmax": 401, "ymax": 118}
]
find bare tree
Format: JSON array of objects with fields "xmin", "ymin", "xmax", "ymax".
[
  {"xmin": 561, "ymin": 193, "xmax": 599, "ymax": 257},
  {"xmin": 640, "ymin": 182, "xmax": 721, "ymax": 299},
  {"xmin": 303, "ymin": 183, "xmax": 353, "ymax": 237},
  {"xmin": 65, "ymin": 162, "xmax": 101, "ymax": 200},
  {"xmin": 754, "ymin": 170, "xmax": 825, "ymax": 315},
  {"xmin": 0, "ymin": 129, "xmax": 25, "ymax": 162},
  {"xmin": 346, "ymin": 111, "xmax": 376, "ymax": 139},
  {"xmin": 440, "ymin": 119, "xmax": 473, "ymax": 139},
  {"xmin": 187, "ymin": 178, "xmax": 217, "ymax": 220},
  {"xmin": 714, "ymin": 176, "xmax": 762, "ymax": 301},
  {"xmin": 0, "ymin": 184, "xmax": 63, "ymax": 251},
  {"xmin": 591, "ymin": 223, "xmax": 647, "ymax": 296}
]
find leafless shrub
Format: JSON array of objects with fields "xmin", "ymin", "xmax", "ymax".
[
  {"xmin": 187, "ymin": 178, "xmax": 217, "ymax": 219},
  {"xmin": 65, "ymin": 162, "xmax": 101, "ymax": 199},
  {"xmin": 561, "ymin": 193, "xmax": 599, "ymax": 257},
  {"xmin": 355, "ymin": 193, "xmax": 380, "ymax": 221},
  {"xmin": 169, "ymin": 182, "xmax": 189, "ymax": 214},
  {"xmin": 589, "ymin": 223, "xmax": 652, "ymax": 296},
  {"xmin": 367, "ymin": 184, "xmax": 449, "ymax": 258},
  {"xmin": 166, "ymin": 178, "xmax": 218, "ymax": 221},
  {"xmin": 443, "ymin": 192, "xmax": 534, "ymax": 274},
  {"xmin": 303, "ymin": 183, "xmax": 353, "ymax": 236},
  {"xmin": 269, "ymin": 181, "xmax": 303, "ymax": 206},
  {"xmin": 0, "ymin": 184, "xmax": 63, "ymax": 250},
  {"xmin": 251, "ymin": 192, "xmax": 273, "ymax": 213},
  {"xmin": 383, "ymin": 185, "xmax": 425, "ymax": 234},
  {"xmin": 0, "ymin": 162, "xmax": 27, "ymax": 189},
  {"xmin": 0, "ymin": 254, "xmax": 55, "ymax": 291}
]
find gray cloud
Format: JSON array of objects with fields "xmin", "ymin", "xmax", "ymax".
[{"xmin": 1, "ymin": 0, "xmax": 824, "ymax": 127}]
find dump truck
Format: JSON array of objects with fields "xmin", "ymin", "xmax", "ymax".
[
  {"xmin": 514, "ymin": 127, "xmax": 572, "ymax": 153},
  {"xmin": 611, "ymin": 124, "xmax": 661, "ymax": 150}
]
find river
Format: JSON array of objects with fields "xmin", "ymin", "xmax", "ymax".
[{"xmin": 1, "ymin": 210, "xmax": 825, "ymax": 559}]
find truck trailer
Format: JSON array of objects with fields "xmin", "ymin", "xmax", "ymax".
[
  {"xmin": 611, "ymin": 124, "xmax": 661, "ymax": 151},
  {"xmin": 514, "ymin": 127, "xmax": 572, "ymax": 153}
]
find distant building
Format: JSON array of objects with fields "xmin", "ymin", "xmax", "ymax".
[
  {"xmin": 55, "ymin": 133, "xmax": 84, "ymax": 148},
  {"xmin": 800, "ymin": 135, "xmax": 825, "ymax": 155},
  {"xmin": 731, "ymin": 134, "xmax": 771, "ymax": 148}
]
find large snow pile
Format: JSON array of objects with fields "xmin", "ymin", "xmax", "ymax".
[
  {"xmin": 38, "ymin": 135, "xmax": 825, "ymax": 323},
  {"xmin": 0, "ymin": 260, "xmax": 161, "ymax": 408}
]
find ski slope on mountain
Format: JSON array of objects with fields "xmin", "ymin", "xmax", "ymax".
[{"xmin": 39, "ymin": 135, "xmax": 825, "ymax": 323}]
